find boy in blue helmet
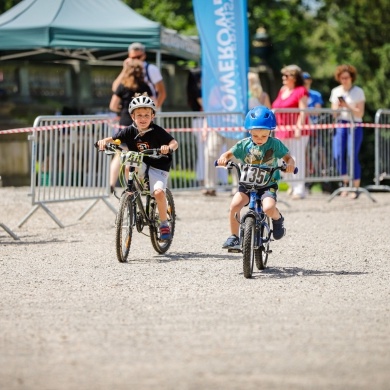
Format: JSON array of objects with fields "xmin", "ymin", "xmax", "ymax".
[{"xmin": 217, "ymin": 106, "xmax": 296, "ymax": 248}]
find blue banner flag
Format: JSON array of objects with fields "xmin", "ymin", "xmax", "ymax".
[{"xmin": 193, "ymin": 0, "xmax": 249, "ymax": 122}]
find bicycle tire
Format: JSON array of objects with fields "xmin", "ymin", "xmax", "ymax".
[
  {"xmin": 115, "ymin": 192, "xmax": 135, "ymax": 263},
  {"xmin": 255, "ymin": 216, "xmax": 270, "ymax": 270},
  {"xmin": 243, "ymin": 217, "xmax": 256, "ymax": 278},
  {"xmin": 149, "ymin": 188, "xmax": 176, "ymax": 254}
]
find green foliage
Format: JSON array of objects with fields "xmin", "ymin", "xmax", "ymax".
[
  {"xmin": 0, "ymin": 0, "xmax": 22, "ymax": 14},
  {"xmin": 122, "ymin": 0, "xmax": 197, "ymax": 35}
]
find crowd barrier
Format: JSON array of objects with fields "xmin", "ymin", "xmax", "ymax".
[
  {"xmin": 19, "ymin": 115, "xmax": 114, "ymax": 227},
  {"xmin": 1, "ymin": 108, "xmax": 388, "ymax": 228},
  {"xmin": 366, "ymin": 109, "xmax": 390, "ymax": 192}
]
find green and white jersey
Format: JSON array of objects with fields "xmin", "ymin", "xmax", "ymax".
[{"xmin": 231, "ymin": 137, "xmax": 289, "ymax": 182}]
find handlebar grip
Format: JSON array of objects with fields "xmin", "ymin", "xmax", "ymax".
[
  {"xmin": 294, "ymin": 167, "xmax": 298, "ymax": 174},
  {"xmin": 214, "ymin": 160, "xmax": 219, "ymax": 167}
]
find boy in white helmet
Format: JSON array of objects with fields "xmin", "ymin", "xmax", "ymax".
[{"xmin": 97, "ymin": 93, "xmax": 178, "ymax": 240}]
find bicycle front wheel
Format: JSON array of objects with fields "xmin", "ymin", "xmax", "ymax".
[
  {"xmin": 242, "ymin": 217, "xmax": 256, "ymax": 279},
  {"xmin": 255, "ymin": 216, "xmax": 270, "ymax": 270},
  {"xmin": 115, "ymin": 192, "xmax": 135, "ymax": 263},
  {"xmin": 150, "ymin": 188, "xmax": 176, "ymax": 254}
]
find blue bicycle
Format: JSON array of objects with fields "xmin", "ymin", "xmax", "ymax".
[{"xmin": 224, "ymin": 161, "xmax": 297, "ymax": 278}]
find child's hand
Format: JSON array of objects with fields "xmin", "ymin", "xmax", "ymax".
[
  {"xmin": 217, "ymin": 157, "xmax": 228, "ymax": 166},
  {"xmin": 97, "ymin": 140, "xmax": 106, "ymax": 151},
  {"xmin": 285, "ymin": 164, "xmax": 296, "ymax": 174},
  {"xmin": 160, "ymin": 145, "xmax": 171, "ymax": 154}
]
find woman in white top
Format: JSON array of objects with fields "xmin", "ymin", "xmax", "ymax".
[{"xmin": 329, "ymin": 64, "xmax": 365, "ymax": 198}]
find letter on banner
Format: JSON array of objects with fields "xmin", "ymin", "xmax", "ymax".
[{"xmin": 193, "ymin": 0, "xmax": 249, "ymax": 138}]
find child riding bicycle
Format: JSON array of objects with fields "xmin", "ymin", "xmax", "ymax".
[
  {"xmin": 217, "ymin": 106, "xmax": 296, "ymax": 249},
  {"xmin": 97, "ymin": 93, "xmax": 178, "ymax": 240}
]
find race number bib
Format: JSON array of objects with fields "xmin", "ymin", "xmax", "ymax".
[
  {"xmin": 240, "ymin": 165, "xmax": 267, "ymax": 186},
  {"xmin": 125, "ymin": 151, "xmax": 143, "ymax": 168}
]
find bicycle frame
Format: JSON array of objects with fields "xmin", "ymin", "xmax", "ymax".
[
  {"xmin": 226, "ymin": 161, "xmax": 286, "ymax": 251},
  {"xmin": 241, "ymin": 192, "xmax": 270, "ymax": 243},
  {"xmin": 118, "ymin": 149, "xmax": 164, "ymax": 230}
]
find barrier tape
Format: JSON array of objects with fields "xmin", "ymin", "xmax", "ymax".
[{"xmin": 1, "ymin": 120, "xmax": 390, "ymax": 135}]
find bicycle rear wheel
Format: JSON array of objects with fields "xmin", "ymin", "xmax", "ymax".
[
  {"xmin": 149, "ymin": 188, "xmax": 176, "ymax": 254},
  {"xmin": 255, "ymin": 216, "xmax": 270, "ymax": 270},
  {"xmin": 115, "ymin": 192, "xmax": 135, "ymax": 262},
  {"xmin": 242, "ymin": 217, "xmax": 256, "ymax": 278}
]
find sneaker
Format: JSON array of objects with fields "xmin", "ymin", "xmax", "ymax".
[
  {"xmin": 159, "ymin": 225, "xmax": 171, "ymax": 241},
  {"xmin": 272, "ymin": 215, "xmax": 286, "ymax": 240},
  {"xmin": 222, "ymin": 234, "xmax": 240, "ymax": 249}
]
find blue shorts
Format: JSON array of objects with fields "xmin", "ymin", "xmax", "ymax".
[{"xmin": 238, "ymin": 184, "xmax": 278, "ymax": 205}]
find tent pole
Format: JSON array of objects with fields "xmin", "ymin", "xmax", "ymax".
[{"xmin": 156, "ymin": 50, "xmax": 161, "ymax": 70}]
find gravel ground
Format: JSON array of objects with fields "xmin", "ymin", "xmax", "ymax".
[{"xmin": 1, "ymin": 187, "xmax": 389, "ymax": 390}]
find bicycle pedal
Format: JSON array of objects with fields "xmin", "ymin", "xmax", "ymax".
[
  {"xmin": 228, "ymin": 246, "xmax": 242, "ymax": 253},
  {"xmin": 266, "ymin": 250, "xmax": 273, "ymax": 254}
]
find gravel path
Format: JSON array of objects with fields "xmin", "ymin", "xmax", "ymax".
[{"xmin": 1, "ymin": 187, "xmax": 389, "ymax": 390}]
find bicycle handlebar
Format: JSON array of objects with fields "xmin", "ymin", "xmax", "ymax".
[
  {"xmin": 215, "ymin": 160, "xmax": 298, "ymax": 173},
  {"xmin": 94, "ymin": 141, "xmax": 171, "ymax": 158},
  {"xmin": 214, "ymin": 160, "xmax": 298, "ymax": 188}
]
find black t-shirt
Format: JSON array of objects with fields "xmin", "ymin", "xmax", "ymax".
[
  {"xmin": 115, "ymin": 82, "xmax": 152, "ymax": 126},
  {"xmin": 113, "ymin": 123, "xmax": 175, "ymax": 172}
]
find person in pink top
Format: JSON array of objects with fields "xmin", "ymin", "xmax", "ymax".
[{"xmin": 272, "ymin": 64, "xmax": 309, "ymax": 199}]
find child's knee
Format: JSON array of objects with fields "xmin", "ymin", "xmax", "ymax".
[{"xmin": 154, "ymin": 188, "xmax": 165, "ymax": 198}]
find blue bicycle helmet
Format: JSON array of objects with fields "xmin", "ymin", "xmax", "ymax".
[{"xmin": 244, "ymin": 106, "xmax": 276, "ymax": 130}]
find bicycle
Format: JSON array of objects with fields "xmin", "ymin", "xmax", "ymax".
[
  {"xmin": 96, "ymin": 141, "xmax": 176, "ymax": 262},
  {"xmin": 219, "ymin": 160, "xmax": 297, "ymax": 279}
]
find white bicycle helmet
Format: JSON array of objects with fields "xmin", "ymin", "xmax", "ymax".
[{"xmin": 128, "ymin": 94, "xmax": 156, "ymax": 114}]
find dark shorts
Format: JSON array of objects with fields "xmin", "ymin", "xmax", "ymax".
[{"xmin": 238, "ymin": 184, "xmax": 278, "ymax": 205}]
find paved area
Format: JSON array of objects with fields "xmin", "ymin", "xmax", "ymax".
[{"xmin": 1, "ymin": 187, "xmax": 389, "ymax": 390}]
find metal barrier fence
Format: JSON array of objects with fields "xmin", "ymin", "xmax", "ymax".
[
  {"xmin": 19, "ymin": 115, "xmax": 114, "ymax": 228},
  {"xmin": 10, "ymin": 107, "xmax": 383, "ymax": 228},
  {"xmin": 160, "ymin": 108, "xmax": 375, "ymax": 201},
  {"xmin": 156, "ymin": 111, "xmax": 245, "ymax": 191},
  {"xmin": 271, "ymin": 108, "xmax": 375, "ymax": 202},
  {"xmin": 366, "ymin": 109, "xmax": 390, "ymax": 192}
]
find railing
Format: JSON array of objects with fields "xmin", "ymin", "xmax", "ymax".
[
  {"xmin": 2, "ymin": 107, "xmax": 386, "ymax": 229},
  {"xmin": 19, "ymin": 115, "xmax": 114, "ymax": 228},
  {"xmin": 365, "ymin": 109, "xmax": 390, "ymax": 192}
]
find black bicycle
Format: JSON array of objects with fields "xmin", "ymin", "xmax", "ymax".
[
  {"xmin": 222, "ymin": 161, "xmax": 297, "ymax": 278},
  {"xmin": 96, "ymin": 141, "xmax": 176, "ymax": 262}
]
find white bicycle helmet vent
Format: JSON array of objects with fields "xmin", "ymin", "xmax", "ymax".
[{"xmin": 128, "ymin": 95, "xmax": 156, "ymax": 114}]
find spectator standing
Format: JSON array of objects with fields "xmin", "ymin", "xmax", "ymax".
[
  {"xmin": 186, "ymin": 68, "xmax": 205, "ymax": 187},
  {"xmin": 248, "ymin": 71, "xmax": 271, "ymax": 109},
  {"xmin": 112, "ymin": 42, "xmax": 166, "ymax": 110},
  {"xmin": 303, "ymin": 72, "xmax": 323, "ymax": 113},
  {"xmin": 187, "ymin": 68, "xmax": 202, "ymax": 112},
  {"xmin": 110, "ymin": 59, "xmax": 152, "ymax": 126},
  {"xmin": 272, "ymin": 64, "xmax": 309, "ymax": 199},
  {"xmin": 329, "ymin": 64, "xmax": 365, "ymax": 198},
  {"xmin": 109, "ymin": 60, "xmax": 153, "ymax": 192}
]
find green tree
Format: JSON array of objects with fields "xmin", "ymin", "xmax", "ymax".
[
  {"xmin": 0, "ymin": 0, "xmax": 22, "ymax": 14},
  {"xmin": 123, "ymin": 0, "xmax": 197, "ymax": 35}
]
